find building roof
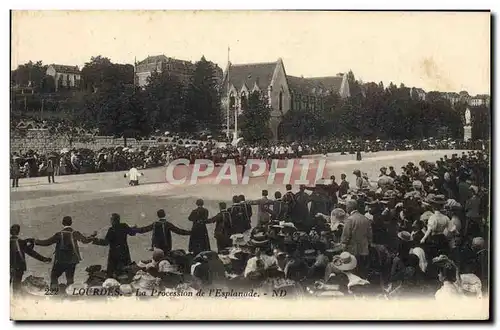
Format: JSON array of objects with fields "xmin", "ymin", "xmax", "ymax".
[
  {"xmin": 137, "ymin": 55, "xmax": 193, "ymax": 66},
  {"xmin": 287, "ymin": 75, "xmax": 344, "ymax": 96},
  {"xmin": 224, "ymin": 61, "xmax": 277, "ymax": 93},
  {"xmin": 50, "ymin": 64, "xmax": 80, "ymax": 74}
]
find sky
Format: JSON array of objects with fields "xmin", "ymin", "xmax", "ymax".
[{"xmin": 11, "ymin": 10, "xmax": 490, "ymax": 95}]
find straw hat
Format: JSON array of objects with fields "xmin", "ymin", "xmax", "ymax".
[
  {"xmin": 249, "ymin": 232, "xmax": 270, "ymax": 247},
  {"xmin": 397, "ymin": 231, "xmax": 412, "ymax": 242},
  {"xmin": 331, "ymin": 252, "xmax": 357, "ymax": 272},
  {"xmin": 158, "ymin": 260, "xmax": 182, "ymax": 275},
  {"xmin": 102, "ymin": 278, "xmax": 121, "ymax": 289}
]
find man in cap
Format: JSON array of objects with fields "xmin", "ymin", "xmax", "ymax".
[
  {"xmin": 10, "ymin": 224, "xmax": 52, "ymax": 292},
  {"xmin": 34, "ymin": 216, "xmax": 96, "ymax": 289},
  {"xmin": 134, "ymin": 209, "xmax": 191, "ymax": 255},
  {"xmin": 340, "ymin": 199, "xmax": 373, "ymax": 278}
]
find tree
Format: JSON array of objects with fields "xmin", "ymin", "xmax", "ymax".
[
  {"xmin": 11, "ymin": 61, "xmax": 47, "ymax": 89},
  {"xmin": 143, "ymin": 70, "xmax": 192, "ymax": 133},
  {"xmin": 239, "ymin": 91, "xmax": 272, "ymax": 143},
  {"xmin": 50, "ymin": 120, "xmax": 95, "ymax": 148},
  {"xmin": 186, "ymin": 56, "xmax": 222, "ymax": 132},
  {"xmin": 81, "ymin": 56, "xmax": 133, "ymax": 92},
  {"xmin": 41, "ymin": 75, "xmax": 56, "ymax": 93},
  {"xmin": 81, "ymin": 85, "xmax": 154, "ymax": 146},
  {"xmin": 471, "ymin": 105, "xmax": 491, "ymax": 140}
]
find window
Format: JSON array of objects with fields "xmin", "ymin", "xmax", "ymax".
[
  {"xmin": 229, "ymin": 93, "xmax": 235, "ymax": 109},
  {"xmin": 279, "ymin": 91, "xmax": 283, "ymax": 111},
  {"xmin": 240, "ymin": 92, "xmax": 247, "ymax": 111}
]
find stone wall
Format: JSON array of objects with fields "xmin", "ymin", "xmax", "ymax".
[{"xmin": 10, "ymin": 130, "xmax": 184, "ymax": 154}]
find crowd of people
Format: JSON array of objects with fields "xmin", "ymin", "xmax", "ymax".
[
  {"xmin": 11, "ymin": 149, "xmax": 489, "ymax": 300},
  {"xmin": 10, "ymin": 137, "xmax": 488, "ymax": 186}
]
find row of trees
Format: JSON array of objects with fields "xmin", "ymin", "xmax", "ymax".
[
  {"xmin": 279, "ymin": 72, "xmax": 489, "ymax": 141},
  {"xmin": 12, "ymin": 59, "xmax": 490, "ymax": 142},
  {"xmin": 72, "ymin": 56, "xmax": 222, "ymax": 144}
]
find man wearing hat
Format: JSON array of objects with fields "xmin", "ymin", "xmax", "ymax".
[
  {"xmin": 34, "ymin": 216, "xmax": 96, "ymax": 289},
  {"xmin": 340, "ymin": 199, "xmax": 372, "ymax": 278},
  {"xmin": 134, "ymin": 209, "xmax": 191, "ymax": 255},
  {"xmin": 10, "ymin": 225, "xmax": 52, "ymax": 292}
]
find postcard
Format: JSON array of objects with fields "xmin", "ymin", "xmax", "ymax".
[{"xmin": 10, "ymin": 10, "xmax": 490, "ymax": 320}]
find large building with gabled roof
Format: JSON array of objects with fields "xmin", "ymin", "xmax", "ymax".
[{"xmin": 221, "ymin": 58, "xmax": 350, "ymax": 140}]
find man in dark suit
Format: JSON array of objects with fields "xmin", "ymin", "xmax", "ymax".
[
  {"xmin": 35, "ymin": 216, "xmax": 96, "ymax": 289},
  {"xmin": 228, "ymin": 195, "xmax": 247, "ymax": 234},
  {"xmin": 283, "ymin": 184, "xmax": 296, "ymax": 221},
  {"xmin": 239, "ymin": 195, "xmax": 252, "ymax": 231},
  {"xmin": 92, "ymin": 213, "xmax": 138, "ymax": 278},
  {"xmin": 10, "ymin": 224, "xmax": 52, "ymax": 292},
  {"xmin": 293, "ymin": 185, "xmax": 310, "ymax": 230},
  {"xmin": 134, "ymin": 209, "xmax": 191, "ymax": 254},
  {"xmin": 270, "ymin": 191, "xmax": 288, "ymax": 221},
  {"xmin": 338, "ymin": 173, "xmax": 350, "ymax": 197},
  {"xmin": 208, "ymin": 202, "xmax": 233, "ymax": 252}
]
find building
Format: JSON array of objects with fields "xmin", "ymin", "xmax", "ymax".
[
  {"xmin": 409, "ymin": 87, "xmax": 427, "ymax": 101},
  {"xmin": 46, "ymin": 64, "xmax": 81, "ymax": 91},
  {"xmin": 441, "ymin": 92, "xmax": 460, "ymax": 106},
  {"xmin": 135, "ymin": 55, "xmax": 223, "ymax": 88},
  {"xmin": 287, "ymin": 74, "xmax": 350, "ymax": 112},
  {"xmin": 468, "ymin": 94, "xmax": 490, "ymax": 107},
  {"xmin": 221, "ymin": 58, "xmax": 350, "ymax": 140}
]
